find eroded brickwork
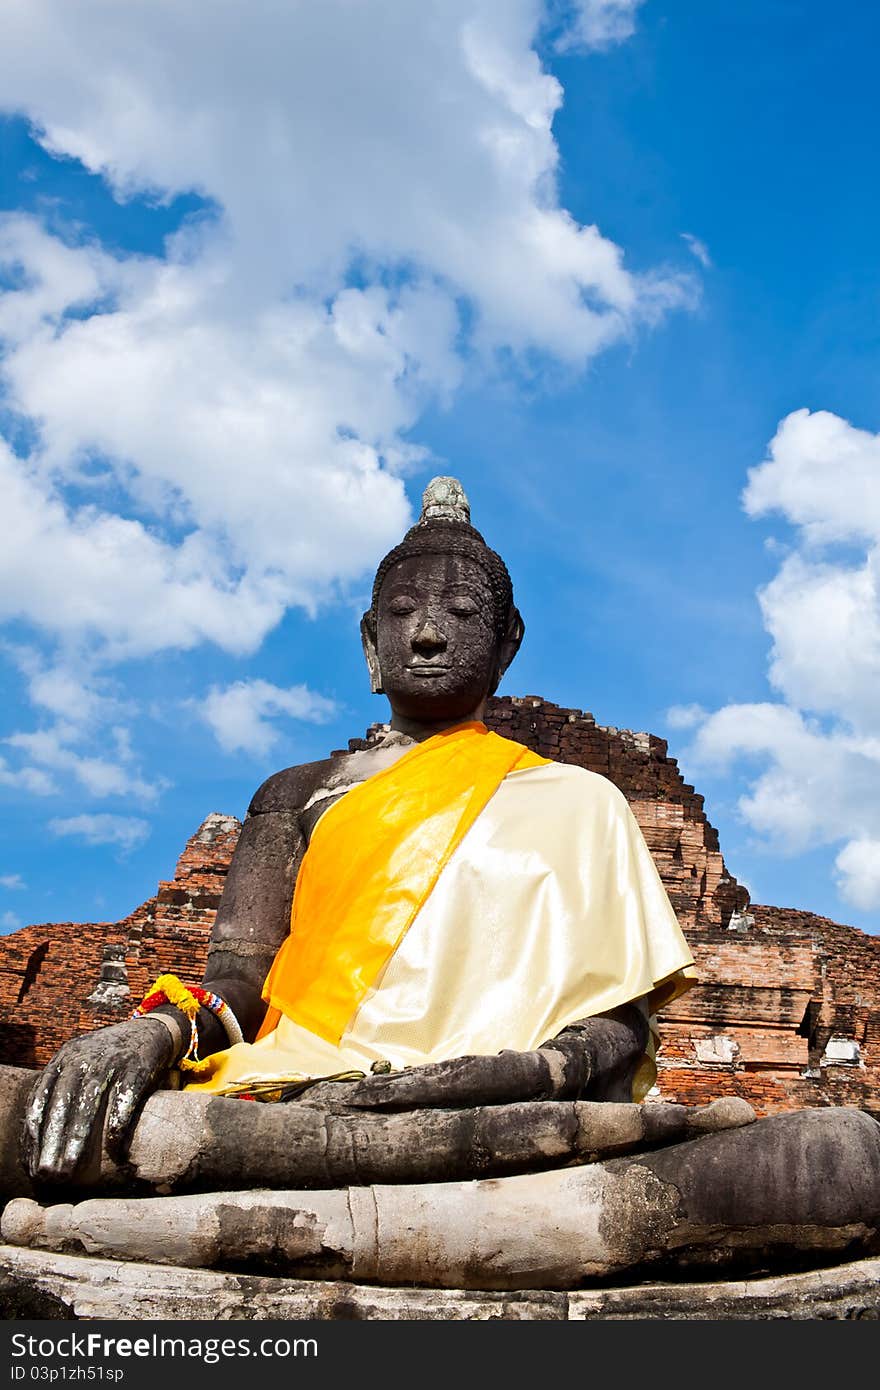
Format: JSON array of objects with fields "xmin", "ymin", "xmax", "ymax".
[
  {"xmin": 656, "ymin": 908, "xmax": 880, "ymax": 1119},
  {"xmin": 1, "ymin": 697, "xmax": 877, "ymax": 1119}
]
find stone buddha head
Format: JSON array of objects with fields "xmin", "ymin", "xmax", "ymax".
[{"xmin": 361, "ymin": 477, "xmax": 524, "ymax": 725}]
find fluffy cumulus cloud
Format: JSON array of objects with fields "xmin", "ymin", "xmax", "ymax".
[
  {"xmin": 200, "ymin": 680, "xmax": 337, "ymax": 758},
  {"xmin": 834, "ymin": 839, "xmax": 880, "ymax": 913},
  {"xmin": 675, "ymin": 409, "xmax": 880, "ymax": 913},
  {"xmin": 0, "ymin": 1, "xmax": 687, "ymax": 807}
]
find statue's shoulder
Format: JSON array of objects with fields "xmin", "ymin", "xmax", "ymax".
[
  {"xmin": 246, "ymin": 734, "xmax": 418, "ymax": 820},
  {"xmin": 246, "ymin": 751, "xmax": 353, "ymax": 817},
  {"xmin": 529, "ymin": 758, "xmax": 628, "ymax": 800},
  {"xmin": 523, "ymin": 759, "xmax": 634, "ymax": 821}
]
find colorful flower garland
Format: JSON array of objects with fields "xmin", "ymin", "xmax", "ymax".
[{"xmin": 132, "ymin": 973, "xmax": 244, "ymax": 1075}]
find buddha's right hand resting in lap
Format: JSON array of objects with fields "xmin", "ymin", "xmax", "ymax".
[{"xmin": 23, "ymin": 478, "xmax": 696, "ymax": 1182}]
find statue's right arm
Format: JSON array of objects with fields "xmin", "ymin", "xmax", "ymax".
[
  {"xmin": 22, "ymin": 757, "xmax": 333, "ymax": 1182},
  {"xmin": 194, "ymin": 763, "xmax": 323, "ymax": 1052}
]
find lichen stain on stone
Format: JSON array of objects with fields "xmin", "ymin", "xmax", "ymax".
[
  {"xmin": 213, "ymin": 1202, "xmax": 349, "ymax": 1277},
  {"xmin": 596, "ymin": 1163, "xmax": 683, "ymax": 1265},
  {"xmin": 666, "ymin": 1220, "xmax": 873, "ymax": 1257},
  {"xmin": 532, "ymin": 1108, "xmax": 579, "ymax": 1160}
]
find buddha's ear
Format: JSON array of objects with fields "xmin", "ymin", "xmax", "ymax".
[
  {"xmin": 490, "ymin": 605, "xmax": 524, "ymax": 694},
  {"xmin": 360, "ymin": 612, "xmax": 384, "ymax": 695}
]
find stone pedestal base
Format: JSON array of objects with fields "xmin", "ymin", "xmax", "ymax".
[{"xmin": 1, "ymin": 1245, "xmax": 878, "ymax": 1321}]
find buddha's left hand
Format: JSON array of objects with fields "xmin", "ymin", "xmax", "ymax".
[
  {"xmin": 319, "ymin": 1005, "xmax": 648, "ymax": 1110},
  {"xmin": 330, "ymin": 1033, "xmax": 593, "ymax": 1111}
]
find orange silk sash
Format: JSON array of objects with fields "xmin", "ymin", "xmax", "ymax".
[{"xmin": 258, "ymin": 721, "xmax": 550, "ymax": 1044}]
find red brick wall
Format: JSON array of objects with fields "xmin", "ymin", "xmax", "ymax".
[
  {"xmin": 1, "ymin": 697, "xmax": 877, "ymax": 1120},
  {"xmin": 655, "ymin": 910, "xmax": 880, "ymax": 1119}
]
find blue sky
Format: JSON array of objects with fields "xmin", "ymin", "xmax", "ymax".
[{"xmin": 1, "ymin": 0, "xmax": 879, "ymax": 936}]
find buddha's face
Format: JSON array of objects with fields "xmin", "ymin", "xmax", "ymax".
[{"xmin": 374, "ymin": 552, "xmax": 500, "ymax": 721}]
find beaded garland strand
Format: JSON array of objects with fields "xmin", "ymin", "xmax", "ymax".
[{"xmin": 131, "ymin": 973, "xmax": 244, "ymax": 1075}]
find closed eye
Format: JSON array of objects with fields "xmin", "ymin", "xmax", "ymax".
[{"xmin": 387, "ymin": 596, "xmax": 418, "ymax": 615}]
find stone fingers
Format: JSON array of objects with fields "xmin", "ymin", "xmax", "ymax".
[
  {"xmin": 104, "ymin": 1068, "xmax": 148, "ymax": 1161},
  {"xmin": 104, "ymin": 1024, "xmax": 172, "ymax": 1159},
  {"xmin": 343, "ymin": 1056, "xmax": 489, "ymax": 1109},
  {"xmin": 537, "ymin": 1037, "xmax": 592, "ymax": 1099},
  {"xmin": 344, "ymin": 1051, "xmax": 552, "ymax": 1110},
  {"xmin": 32, "ymin": 1061, "xmax": 111, "ymax": 1183},
  {"xmin": 21, "ymin": 1062, "xmax": 61, "ymax": 1177}
]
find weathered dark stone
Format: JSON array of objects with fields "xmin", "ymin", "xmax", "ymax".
[
  {"xmin": 0, "ymin": 1063, "xmax": 757, "ymax": 1200},
  {"xmin": 2, "ymin": 1243, "xmax": 878, "ymax": 1320},
  {"xmin": 4, "ymin": 1107, "xmax": 878, "ymax": 1288},
  {"xmin": 641, "ymin": 1108, "xmax": 880, "ymax": 1232}
]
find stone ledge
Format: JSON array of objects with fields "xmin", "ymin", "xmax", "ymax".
[{"xmin": 1, "ymin": 1246, "xmax": 878, "ymax": 1321}]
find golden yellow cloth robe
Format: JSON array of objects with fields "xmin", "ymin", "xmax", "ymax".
[
  {"xmin": 260, "ymin": 722, "xmax": 547, "ymax": 1042},
  {"xmin": 188, "ymin": 726, "xmax": 696, "ymax": 1099}
]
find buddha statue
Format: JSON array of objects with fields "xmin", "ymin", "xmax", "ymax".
[
  {"xmin": 6, "ymin": 477, "xmax": 878, "ymax": 1304},
  {"xmin": 23, "ymin": 476, "xmax": 696, "ymax": 1178}
]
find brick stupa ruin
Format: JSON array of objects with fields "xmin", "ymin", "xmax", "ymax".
[{"xmin": 1, "ymin": 694, "xmax": 878, "ymax": 1119}]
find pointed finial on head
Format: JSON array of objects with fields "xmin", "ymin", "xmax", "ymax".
[{"xmin": 420, "ymin": 476, "xmax": 470, "ymax": 525}]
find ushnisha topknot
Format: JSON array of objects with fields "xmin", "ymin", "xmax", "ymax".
[{"xmin": 368, "ymin": 477, "xmax": 515, "ymax": 640}]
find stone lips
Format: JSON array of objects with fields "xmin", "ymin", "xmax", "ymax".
[{"xmin": 1, "ymin": 697, "xmax": 878, "ymax": 1119}]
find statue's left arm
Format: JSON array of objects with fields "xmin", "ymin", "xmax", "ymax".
[{"xmin": 315, "ymin": 1002, "xmax": 649, "ymax": 1111}]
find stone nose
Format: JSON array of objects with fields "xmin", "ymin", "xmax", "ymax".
[{"xmin": 411, "ymin": 616, "xmax": 447, "ymax": 656}]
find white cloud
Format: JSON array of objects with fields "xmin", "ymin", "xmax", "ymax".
[
  {"xmin": 2, "ymin": 644, "xmax": 133, "ymax": 729},
  {"xmin": 686, "ymin": 703, "xmax": 880, "ymax": 856},
  {"xmin": 665, "ymin": 702, "xmax": 707, "ymax": 730},
  {"xmin": 835, "ymin": 839, "xmax": 880, "ymax": 912},
  {"xmin": 0, "ymin": 3, "xmax": 673, "ymax": 358},
  {"xmin": 0, "ymin": 755, "xmax": 57, "ymax": 796},
  {"xmin": 0, "ymin": 645, "xmax": 163, "ymax": 807},
  {"xmin": 744, "ymin": 408, "xmax": 880, "ymax": 547},
  {"xmin": 0, "ymin": 874, "xmax": 25, "ymax": 890},
  {"xmin": 48, "ymin": 814, "xmax": 151, "ymax": 853},
  {"xmin": 27, "ymin": 665, "xmax": 111, "ymax": 727},
  {"xmin": 756, "ymin": 552, "xmax": 880, "ymax": 730},
  {"xmin": 1, "ymin": 911, "xmax": 22, "ymax": 931},
  {"xmin": 0, "ymin": 212, "xmax": 120, "ymax": 342},
  {"xmin": 556, "ymin": 1, "xmax": 645, "ymax": 51},
  {"xmin": 673, "ymin": 410, "xmax": 880, "ymax": 913},
  {"xmin": 681, "ymin": 233, "xmax": 712, "ymax": 268},
  {"xmin": 0, "ymin": 3, "xmax": 688, "ymax": 646},
  {"xmin": 0, "ymin": 2, "xmax": 687, "ymax": 813},
  {"xmin": 744, "ymin": 411, "xmax": 880, "ymax": 732},
  {"xmin": 201, "ymin": 680, "xmax": 337, "ymax": 758},
  {"xmin": 6, "ymin": 725, "xmax": 163, "ymax": 802},
  {"xmin": 0, "ymin": 428, "xmax": 300, "ymax": 661}
]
